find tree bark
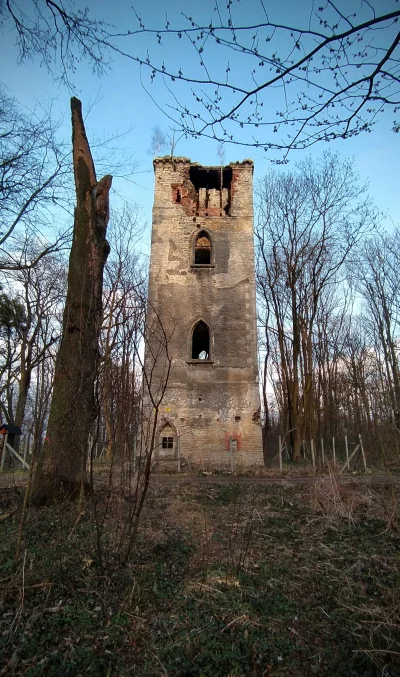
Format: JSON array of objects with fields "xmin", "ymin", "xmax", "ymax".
[{"xmin": 32, "ymin": 97, "xmax": 112, "ymax": 502}]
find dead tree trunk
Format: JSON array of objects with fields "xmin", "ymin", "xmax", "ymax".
[{"xmin": 33, "ymin": 98, "xmax": 112, "ymax": 502}]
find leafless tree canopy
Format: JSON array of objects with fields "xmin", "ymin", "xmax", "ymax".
[
  {"xmin": 0, "ymin": 86, "xmax": 72, "ymax": 269},
  {"xmin": 255, "ymin": 153, "xmax": 399, "ymax": 463},
  {"xmin": 125, "ymin": 0, "xmax": 400, "ymax": 157},
  {"xmin": 0, "ymin": 0, "xmax": 111, "ymax": 85},
  {"xmin": 2, "ymin": 2, "xmax": 399, "ymax": 157}
]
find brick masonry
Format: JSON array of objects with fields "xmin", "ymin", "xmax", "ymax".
[{"xmin": 144, "ymin": 157, "xmax": 264, "ymax": 468}]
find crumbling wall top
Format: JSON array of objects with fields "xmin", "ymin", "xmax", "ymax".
[
  {"xmin": 153, "ymin": 156, "xmax": 191, "ymax": 166},
  {"xmin": 153, "ymin": 156, "xmax": 254, "ymax": 171}
]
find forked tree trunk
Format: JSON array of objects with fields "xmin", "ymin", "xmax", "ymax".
[{"xmin": 32, "ymin": 97, "xmax": 112, "ymax": 502}]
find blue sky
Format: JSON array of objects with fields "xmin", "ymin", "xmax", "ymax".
[{"xmin": 1, "ymin": 0, "xmax": 398, "ymax": 254}]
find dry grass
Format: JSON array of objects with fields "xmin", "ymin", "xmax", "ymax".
[
  {"xmin": 0, "ymin": 477, "xmax": 399, "ymax": 676},
  {"xmin": 309, "ymin": 472, "xmax": 399, "ymax": 528}
]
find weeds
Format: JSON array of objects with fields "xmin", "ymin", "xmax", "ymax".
[
  {"xmin": 309, "ymin": 472, "xmax": 400, "ymax": 530},
  {"xmin": 0, "ymin": 478, "xmax": 399, "ymax": 676}
]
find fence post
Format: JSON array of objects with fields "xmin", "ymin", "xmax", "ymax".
[
  {"xmin": 177, "ymin": 434, "xmax": 181, "ymax": 473},
  {"xmin": 23, "ymin": 433, "xmax": 30, "ymax": 465},
  {"xmin": 0, "ymin": 434, "xmax": 8, "ymax": 471},
  {"xmin": 340, "ymin": 443, "xmax": 360, "ymax": 474},
  {"xmin": 358, "ymin": 434, "xmax": 367, "ymax": 472},
  {"xmin": 278, "ymin": 435, "xmax": 283, "ymax": 472},
  {"xmin": 345, "ymin": 435, "xmax": 349, "ymax": 468},
  {"xmin": 310, "ymin": 439, "xmax": 316, "ymax": 471},
  {"xmin": 321, "ymin": 438, "xmax": 325, "ymax": 467},
  {"xmin": 332, "ymin": 436, "xmax": 336, "ymax": 467}
]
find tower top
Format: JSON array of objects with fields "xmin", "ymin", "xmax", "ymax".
[
  {"xmin": 153, "ymin": 156, "xmax": 254, "ymax": 218},
  {"xmin": 153, "ymin": 156, "xmax": 254, "ymax": 170}
]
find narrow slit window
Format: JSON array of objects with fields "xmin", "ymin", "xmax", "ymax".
[
  {"xmin": 194, "ymin": 231, "xmax": 211, "ymax": 265},
  {"xmin": 192, "ymin": 321, "xmax": 210, "ymax": 360}
]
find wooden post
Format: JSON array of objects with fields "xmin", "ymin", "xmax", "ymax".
[
  {"xmin": 321, "ymin": 438, "xmax": 325, "ymax": 467},
  {"xmin": 310, "ymin": 439, "xmax": 316, "ymax": 470},
  {"xmin": 278, "ymin": 435, "xmax": 283, "ymax": 472},
  {"xmin": 340, "ymin": 443, "xmax": 360, "ymax": 473},
  {"xmin": 1, "ymin": 434, "xmax": 8, "ymax": 471},
  {"xmin": 177, "ymin": 435, "xmax": 181, "ymax": 473},
  {"xmin": 345, "ymin": 435, "xmax": 349, "ymax": 467},
  {"xmin": 358, "ymin": 434, "xmax": 367, "ymax": 472},
  {"xmin": 23, "ymin": 434, "xmax": 30, "ymax": 465},
  {"xmin": 332, "ymin": 436, "xmax": 336, "ymax": 467}
]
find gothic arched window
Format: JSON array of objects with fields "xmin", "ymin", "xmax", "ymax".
[
  {"xmin": 194, "ymin": 231, "xmax": 212, "ymax": 265},
  {"xmin": 192, "ymin": 321, "xmax": 210, "ymax": 360}
]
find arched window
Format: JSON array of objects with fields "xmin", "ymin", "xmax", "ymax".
[
  {"xmin": 194, "ymin": 231, "xmax": 212, "ymax": 265},
  {"xmin": 192, "ymin": 321, "xmax": 210, "ymax": 360},
  {"xmin": 159, "ymin": 423, "xmax": 176, "ymax": 457}
]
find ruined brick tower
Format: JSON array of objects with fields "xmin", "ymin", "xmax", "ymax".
[{"xmin": 144, "ymin": 157, "xmax": 263, "ymax": 467}]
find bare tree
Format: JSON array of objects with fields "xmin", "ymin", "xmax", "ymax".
[
  {"xmin": 256, "ymin": 152, "xmax": 374, "ymax": 459},
  {"xmin": 149, "ymin": 126, "xmax": 167, "ymax": 157},
  {"xmin": 1, "ymin": 0, "xmax": 111, "ymax": 86},
  {"xmin": 32, "ymin": 98, "xmax": 112, "ymax": 503},
  {"xmin": 149, "ymin": 125, "xmax": 179, "ymax": 158},
  {"xmin": 0, "ymin": 87, "xmax": 71, "ymax": 270},
  {"xmin": 0, "ymin": 249, "xmax": 65, "ymax": 443},
  {"xmin": 351, "ymin": 230, "xmax": 400, "ymax": 428},
  {"xmin": 124, "ymin": 303, "xmax": 174, "ymax": 560},
  {"xmin": 0, "ymin": 291, "xmax": 26, "ymax": 425},
  {"xmin": 99, "ymin": 206, "xmax": 145, "ymax": 462}
]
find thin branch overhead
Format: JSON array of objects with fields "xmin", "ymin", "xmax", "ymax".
[
  {"xmin": 1, "ymin": 1, "xmax": 399, "ymax": 157},
  {"xmin": 117, "ymin": 1, "xmax": 400, "ymax": 157}
]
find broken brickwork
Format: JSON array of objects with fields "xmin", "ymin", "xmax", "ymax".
[{"xmin": 144, "ymin": 157, "xmax": 263, "ymax": 468}]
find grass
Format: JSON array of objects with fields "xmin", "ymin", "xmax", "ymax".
[{"xmin": 0, "ymin": 476, "xmax": 399, "ymax": 676}]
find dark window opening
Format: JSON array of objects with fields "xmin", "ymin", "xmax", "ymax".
[
  {"xmin": 235, "ymin": 415, "xmax": 241, "ymax": 422},
  {"xmin": 189, "ymin": 166, "xmax": 232, "ymax": 215},
  {"xmin": 176, "ymin": 188, "xmax": 181, "ymax": 203},
  {"xmin": 162, "ymin": 436, "xmax": 173, "ymax": 449},
  {"xmin": 189, "ymin": 166, "xmax": 232, "ymax": 191},
  {"xmin": 194, "ymin": 231, "xmax": 212, "ymax": 264},
  {"xmin": 192, "ymin": 321, "xmax": 210, "ymax": 360}
]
